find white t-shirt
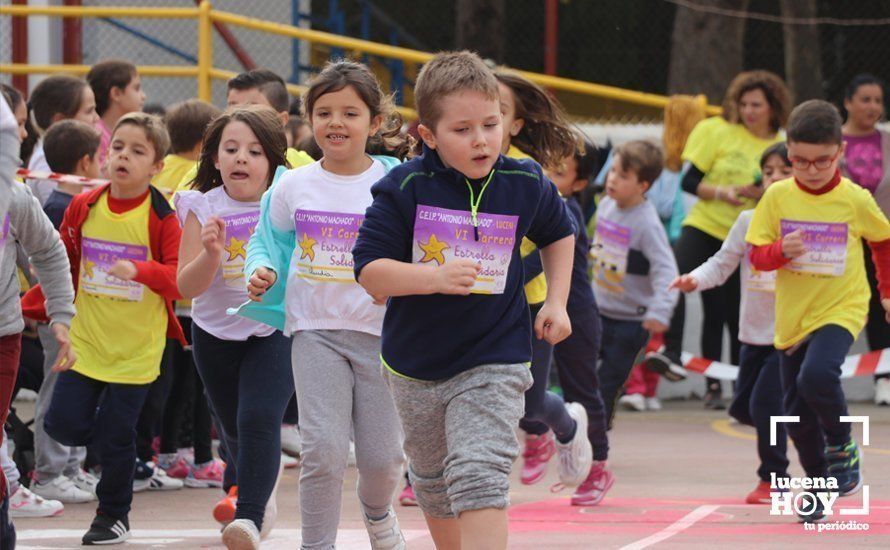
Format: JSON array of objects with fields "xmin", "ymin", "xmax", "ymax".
[
  {"xmin": 269, "ymin": 158, "xmax": 386, "ymax": 336},
  {"xmin": 0, "ymin": 98, "xmax": 18, "ymax": 221},
  {"xmin": 26, "ymin": 139, "xmax": 58, "ymax": 206},
  {"xmin": 175, "ymin": 186, "xmax": 275, "ymax": 341}
]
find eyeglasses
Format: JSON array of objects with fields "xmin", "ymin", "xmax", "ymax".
[{"xmin": 788, "ymin": 149, "xmax": 841, "ymax": 171}]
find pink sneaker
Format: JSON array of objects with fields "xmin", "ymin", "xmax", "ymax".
[
  {"xmin": 398, "ymin": 484, "xmax": 417, "ymax": 506},
  {"xmin": 520, "ymin": 432, "xmax": 556, "ymax": 485},
  {"xmin": 571, "ymin": 461, "xmax": 615, "ymax": 506},
  {"xmin": 162, "ymin": 456, "xmax": 191, "ymax": 480},
  {"xmin": 185, "ymin": 459, "xmax": 225, "ymax": 488}
]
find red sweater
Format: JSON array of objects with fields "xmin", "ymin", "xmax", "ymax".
[
  {"xmin": 21, "ymin": 184, "xmax": 186, "ymax": 344},
  {"xmin": 749, "ymin": 172, "xmax": 890, "ymax": 300}
]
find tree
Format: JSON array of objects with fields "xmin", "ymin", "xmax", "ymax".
[
  {"xmin": 668, "ymin": 0, "xmax": 751, "ymax": 103},
  {"xmin": 780, "ymin": 0, "xmax": 823, "ymax": 101},
  {"xmin": 455, "ymin": 0, "xmax": 505, "ymax": 62}
]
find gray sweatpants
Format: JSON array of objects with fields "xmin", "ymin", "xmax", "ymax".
[
  {"xmin": 35, "ymin": 323, "xmax": 85, "ymax": 483},
  {"xmin": 384, "ymin": 363, "xmax": 533, "ymax": 518},
  {"xmin": 292, "ymin": 330, "xmax": 404, "ymax": 550}
]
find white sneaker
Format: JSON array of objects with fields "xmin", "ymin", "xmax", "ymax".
[
  {"xmin": 363, "ymin": 507, "xmax": 406, "ymax": 550},
  {"xmin": 9, "ymin": 486, "xmax": 64, "ymax": 517},
  {"xmin": 31, "ymin": 475, "xmax": 95, "ymax": 503},
  {"xmin": 280, "ymin": 452, "xmax": 299, "ymax": 469},
  {"xmin": 71, "ymin": 470, "xmax": 100, "ymax": 495},
  {"xmin": 281, "ymin": 424, "xmax": 302, "ymax": 457},
  {"xmin": 555, "ymin": 402, "xmax": 593, "ymax": 487},
  {"xmin": 260, "ymin": 460, "xmax": 284, "ymax": 539},
  {"xmin": 875, "ymin": 377, "xmax": 890, "ymax": 406},
  {"xmin": 618, "ymin": 393, "xmax": 646, "ymax": 411},
  {"xmin": 13, "ymin": 388, "xmax": 37, "ymax": 402},
  {"xmin": 133, "ymin": 462, "xmax": 185, "ymax": 492},
  {"xmin": 645, "ymin": 397, "xmax": 662, "ymax": 411},
  {"xmin": 222, "ymin": 519, "xmax": 260, "ymax": 550}
]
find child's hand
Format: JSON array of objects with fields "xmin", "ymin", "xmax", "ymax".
[
  {"xmin": 433, "ymin": 260, "xmax": 481, "ymax": 295},
  {"xmin": 202, "ymin": 216, "xmax": 227, "ymax": 258},
  {"xmin": 882, "ymin": 298, "xmax": 890, "ymax": 323},
  {"xmin": 534, "ymin": 302, "xmax": 572, "ymax": 345},
  {"xmin": 247, "ymin": 267, "xmax": 277, "ymax": 302},
  {"xmin": 669, "ymin": 274, "xmax": 699, "ymax": 293},
  {"xmin": 50, "ymin": 323, "xmax": 77, "ymax": 372},
  {"xmin": 782, "ymin": 229, "xmax": 806, "ymax": 259},
  {"xmin": 108, "ymin": 260, "xmax": 137, "ymax": 281},
  {"xmin": 642, "ymin": 319, "xmax": 669, "ymax": 334}
]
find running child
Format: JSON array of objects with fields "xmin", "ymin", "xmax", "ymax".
[
  {"xmin": 244, "ymin": 60, "xmax": 408, "ymax": 550},
  {"xmin": 746, "ymin": 100, "xmax": 890, "ymax": 522},
  {"xmin": 671, "ymin": 142, "xmax": 793, "ymax": 504},
  {"xmin": 591, "ymin": 140, "xmax": 679, "ymax": 428},
  {"xmin": 24, "ymin": 113, "xmax": 184, "ymax": 545},
  {"xmin": 87, "ymin": 59, "xmax": 145, "ymax": 169},
  {"xmin": 352, "ymin": 51, "xmax": 576, "ymax": 549},
  {"xmin": 495, "ymin": 70, "xmax": 593, "ymax": 490},
  {"xmin": 176, "ymin": 106, "xmax": 293, "ymax": 549},
  {"xmin": 154, "ymin": 99, "xmax": 220, "ymax": 197}
]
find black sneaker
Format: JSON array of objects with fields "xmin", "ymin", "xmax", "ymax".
[
  {"xmin": 704, "ymin": 388, "xmax": 726, "ymax": 410},
  {"xmin": 826, "ymin": 440, "xmax": 862, "ymax": 496},
  {"xmin": 82, "ymin": 513, "xmax": 130, "ymax": 545},
  {"xmin": 642, "ymin": 351, "xmax": 687, "ymax": 382},
  {"xmin": 797, "ymin": 493, "xmax": 826, "ymax": 523}
]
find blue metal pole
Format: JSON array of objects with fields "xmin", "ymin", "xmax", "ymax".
[
  {"xmin": 290, "ymin": 0, "xmax": 300, "ymax": 83},
  {"xmin": 101, "ymin": 18, "xmax": 197, "ymax": 64}
]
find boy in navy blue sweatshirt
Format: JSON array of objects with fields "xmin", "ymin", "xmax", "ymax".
[{"xmin": 353, "ymin": 51, "xmax": 576, "ymax": 548}]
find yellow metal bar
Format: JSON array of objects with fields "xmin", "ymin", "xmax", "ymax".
[
  {"xmin": 197, "ymin": 0, "xmax": 212, "ymax": 102},
  {"xmin": 0, "ymin": 5, "xmax": 199, "ymax": 19},
  {"xmin": 0, "ymin": 64, "xmax": 199, "ymax": 77}
]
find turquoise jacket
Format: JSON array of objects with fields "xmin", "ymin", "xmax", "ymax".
[{"xmin": 228, "ymin": 156, "xmax": 402, "ymax": 330}]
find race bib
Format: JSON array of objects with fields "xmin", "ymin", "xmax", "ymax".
[
  {"xmin": 220, "ymin": 211, "xmax": 258, "ymax": 288},
  {"xmin": 591, "ymin": 218, "xmax": 631, "ymax": 294},
  {"xmin": 745, "ymin": 245, "xmax": 776, "ymax": 293},
  {"xmin": 294, "ymin": 209, "xmax": 363, "ymax": 283},
  {"xmin": 80, "ymin": 237, "xmax": 148, "ymax": 301},
  {"xmin": 412, "ymin": 205, "xmax": 518, "ymax": 295},
  {"xmin": 780, "ymin": 220, "xmax": 847, "ymax": 277}
]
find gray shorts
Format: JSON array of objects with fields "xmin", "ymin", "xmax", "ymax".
[{"xmin": 383, "ymin": 363, "xmax": 533, "ymax": 518}]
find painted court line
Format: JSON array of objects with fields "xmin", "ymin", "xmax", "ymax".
[{"xmin": 619, "ymin": 504, "xmax": 721, "ymax": 550}]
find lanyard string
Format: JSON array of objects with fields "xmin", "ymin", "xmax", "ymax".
[{"xmin": 465, "ymin": 170, "xmax": 495, "ymax": 241}]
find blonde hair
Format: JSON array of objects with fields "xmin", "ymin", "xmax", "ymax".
[
  {"xmin": 113, "ymin": 112, "xmax": 170, "ymax": 162},
  {"xmin": 662, "ymin": 95, "xmax": 707, "ymax": 172},
  {"xmin": 414, "ymin": 50, "xmax": 499, "ymax": 129}
]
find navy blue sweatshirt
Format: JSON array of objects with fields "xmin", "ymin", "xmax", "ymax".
[
  {"xmin": 353, "ymin": 147, "xmax": 574, "ymax": 381},
  {"xmin": 564, "ymin": 196, "xmax": 597, "ymax": 313}
]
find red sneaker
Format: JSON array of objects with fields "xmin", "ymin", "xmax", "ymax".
[
  {"xmin": 520, "ymin": 432, "xmax": 556, "ymax": 485},
  {"xmin": 571, "ymin": 462, "xmax": 614, "ymax": 506},
  {"xmin": 745, "ymin": 480, "xmax": 773, "ymax": 504},
  {"xmin": 398, "ymin": 483, "xmax": 417, "ymax": 506},
  {"xmin": 213, "ymin": 486, "xmax": 238, "ymax": 525}
]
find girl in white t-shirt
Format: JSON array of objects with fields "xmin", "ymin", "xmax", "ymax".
[
  {"xmin": 246, "ymin": 61, "xmax": 409, "ymax": 550},
  {"xmin": 175, "ymin": 105, "xmax": 293, "ymax": 549}
]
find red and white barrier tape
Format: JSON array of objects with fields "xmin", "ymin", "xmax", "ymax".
[
  {"xmin": 18, "ymin": 168, "xmax": 109, "ymax": 187},
  {"xmin": 679, "ymin": 349, "xmax": 890, "ymax": 381}
]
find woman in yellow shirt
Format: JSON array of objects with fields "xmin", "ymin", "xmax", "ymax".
[{"xmin": 647, "ymin": 71, "xmax": 790, "ymax": 409}]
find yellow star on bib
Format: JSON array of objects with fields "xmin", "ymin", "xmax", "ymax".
[
  {"xmin": 418, "ymin": 234, "xmax": 450, "ymax": 266},
  {"xmin": 82, "ymin": 259, "xmax": 95, "ymax": 279},
  {"xmin": 299, "ymin": 233, "xmax": 317, "ymax": 262},
  {"xmin": 225, "ymin": 235, "xmax": 247, "ymax": 262}
]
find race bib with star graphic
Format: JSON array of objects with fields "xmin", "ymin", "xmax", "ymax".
[
  {"xmin": 293, "ymin": 209, "xmax": 364, "ymax": 283},
  {"xmin": 220, "ymin": 211, "xmax": 259, "ymax": 288},
  {"xmin": 80, "ymin": 237, "xmax": 148, "ymax": 301},
  {"xmin": 412, "ymin": 205, "xmax": 518, "ymax": 295}
]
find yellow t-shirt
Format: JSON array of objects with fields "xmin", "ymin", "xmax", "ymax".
[
  {"xmin": 154, "ymin": 154, "xmax": 197, "ymax": 198},
  {"xmin": 682, "ymin": 117, "xmax": 782, "ymax": 240},
  {"xmin": 746, "ymin": 177, "xmax": 890, "ymax": 349},
  {"xmin": 507, "ymin": 145, "xmax": 548, "ymax": 304},
  {"xmin": 70, "ymin": 193, "xmax": 167, "ymax": 384},
  {"xmin": 173, "ymin": 147, "xmax": 314, "ymax": 195}
]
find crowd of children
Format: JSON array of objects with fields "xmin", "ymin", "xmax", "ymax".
[{"xmin": 0, "ymin": 49, "xmax": 887, "ymax": 550}]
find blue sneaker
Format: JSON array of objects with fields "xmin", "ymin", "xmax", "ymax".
[
  {"xmin": 797, "ymin": 493, "xmax": 826, "ymax": 523},
  {"xmin": 826, "ymin": 440, "xmax": 862, "ymax": 496}
]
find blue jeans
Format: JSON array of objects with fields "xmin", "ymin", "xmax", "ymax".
[
  {"xmin": 598, "ymin": 316, "xmax": 649, "ymax": 429},
  {"xmin": 779, "ymin": 324, "xmax": 854, "ymax": 479},
  {"xmin": 730, "ymin": 344, "xmax": 788, "ymax": 482},
  {"xmin": 191, "ymin": 324, "xmax": 294, "ymax": 529},
  {"xmin": 45, "ymin": 370, "xmax": 151, "ymax": 519}
]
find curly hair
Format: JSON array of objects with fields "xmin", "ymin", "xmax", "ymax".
[{"xmin": 722, "ymin": 70, "xmax": 791, "ymax": 133}]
